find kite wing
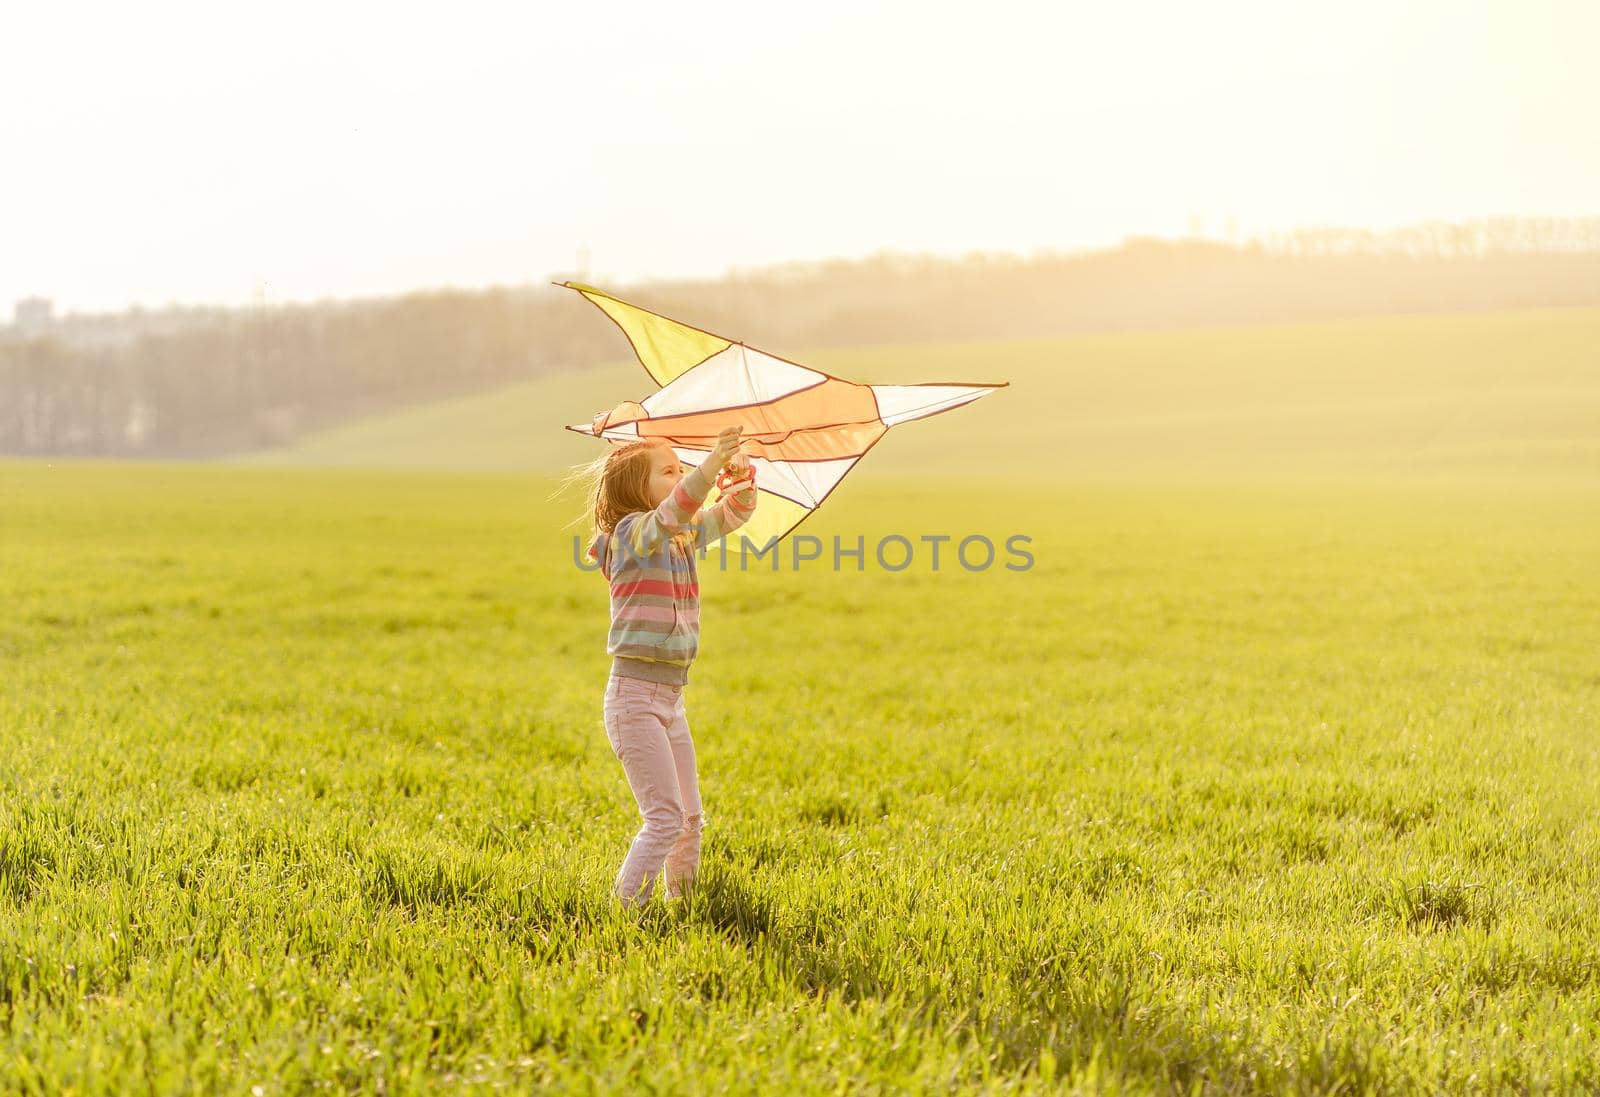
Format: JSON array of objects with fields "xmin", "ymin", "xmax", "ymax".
[{"xmin": 561, "ymin": 282, "xmax": 1006, "ymax": 551}]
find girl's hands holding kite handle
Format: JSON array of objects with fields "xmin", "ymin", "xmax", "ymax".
[{"xmin": 717, "ymin": 451, "xmax": 754, "ymax": 491}]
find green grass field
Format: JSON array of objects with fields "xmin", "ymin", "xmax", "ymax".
[{"xmin": 4, "ymin": 307, "xmax": 1599, "ymax": 1093}]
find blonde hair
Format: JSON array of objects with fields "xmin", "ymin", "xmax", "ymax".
[{"xmin": 560, "ymin": 438, "xmax": 692, "ymax": 563}]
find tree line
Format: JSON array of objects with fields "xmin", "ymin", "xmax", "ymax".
[{"xmin": 4, "ymin": 217, "xmax": 1598, "ymax": 458}]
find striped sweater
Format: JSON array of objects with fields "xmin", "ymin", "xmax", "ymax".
[{"xmin": 595, "ymin": 463, "xmax": 757, "ymax": 686}]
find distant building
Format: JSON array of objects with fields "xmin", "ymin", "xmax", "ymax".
[{"xmin": 14, "ymin": 296, "xmax": 54, "ymax": 335}]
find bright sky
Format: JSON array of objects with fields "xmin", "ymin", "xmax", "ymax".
[{"xmin": 3, "ymin": 0, "xmax": 1595, "ymax": 314}]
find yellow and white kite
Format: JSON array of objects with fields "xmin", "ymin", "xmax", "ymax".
[{"xmin": 562, "ymin": 283, "xmax": 1007, "ymax": 551}]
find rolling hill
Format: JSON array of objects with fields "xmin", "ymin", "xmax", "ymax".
[{"xmin": 231, "ymin": 307, "xmax": 1600, "ymax": 482}]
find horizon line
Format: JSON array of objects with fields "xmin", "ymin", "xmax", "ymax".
[{"xmin": 10, "ymin": 212, "xmax": 1600, "ymax": 323}]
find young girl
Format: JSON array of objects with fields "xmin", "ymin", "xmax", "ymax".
[{"xmin": 583, "ymin": 425, "xmax": 757, "ymax": 908}]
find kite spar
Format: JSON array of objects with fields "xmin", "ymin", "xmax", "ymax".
[{"xmin": 561, "ymin": 283, "xmax": 1007, "ymax": 552}]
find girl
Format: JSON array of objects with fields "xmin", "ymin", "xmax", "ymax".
[{"xmin": 582, "ymin": 426, "xmax": 757, "ymax": 908}]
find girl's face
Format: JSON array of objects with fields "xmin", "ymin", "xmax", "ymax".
[{"xmin": 645, "ymin": 444, "xmax": 685, "ymax": 507}]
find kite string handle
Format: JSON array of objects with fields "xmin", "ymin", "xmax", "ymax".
[{"xmin": 715, "ymin": 463, "xmax": 757, "ymax": 492}]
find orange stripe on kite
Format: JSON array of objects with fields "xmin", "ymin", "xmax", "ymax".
[{"xmin": 631, "ymin": 378, "xmax": 886, "ymax": 461}]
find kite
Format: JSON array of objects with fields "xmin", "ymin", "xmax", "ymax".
[{"xmin": 561, "ymin": 282, "xmax": 1007, "ymax": 552}]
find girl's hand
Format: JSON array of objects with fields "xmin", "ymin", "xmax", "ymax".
[
  {"xmin": 718, "ymin": 452, "xmax": 754, "ymax": 489},
  {"xmin": 707, "ymin": 425, "xmax": 743, "ymax": 470}
]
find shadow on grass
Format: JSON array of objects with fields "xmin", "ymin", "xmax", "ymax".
[
  {"xmin": 670, "ymin": 862, "xmax": 1404, "ymax": 1092},
  {"xmin": 1375, "ymin": 878, "xmax": 1497, "ymax": 931},
  {"xmin": 473, "ymin": 854, "xmax": 1432, "ymax": 1091}
]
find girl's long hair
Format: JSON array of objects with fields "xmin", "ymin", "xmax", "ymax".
[{"xmin": 557, "ymin": 438, "xmax": 672, "ymax": 563}]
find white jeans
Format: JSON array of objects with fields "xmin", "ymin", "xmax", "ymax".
[{"xmin": 602, "ymin": 674, "xmax": 704, "ymax": 906}]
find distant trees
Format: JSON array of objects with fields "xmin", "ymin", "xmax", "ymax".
[
  {"xmin": 0, "ymin": 288, "xmax": 570, "ymax": 457},
  {"xmin": 3, "ymin": 218, "xmax": 1598, "ymax": 458},
  {"xmin": 1259, "ymin": 217, "xmax": 1600, "ymax": 259}
]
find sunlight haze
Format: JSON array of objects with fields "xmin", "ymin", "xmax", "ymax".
[{"xmin": 4, "ymin": 0, "xmax": 1595, "ymax": 313}]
